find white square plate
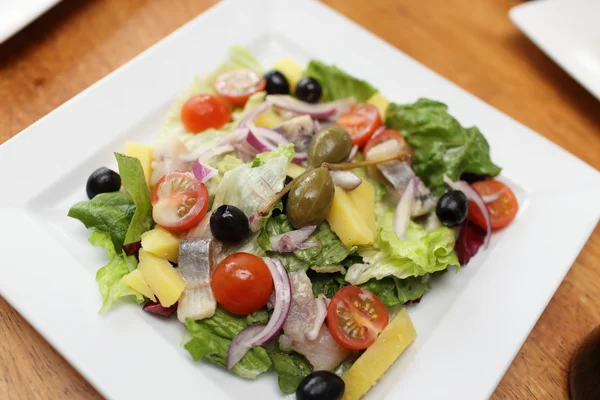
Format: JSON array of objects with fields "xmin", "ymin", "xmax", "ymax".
[
  {"xmin": 0, "ymin": 0, "xmax": 62, "ymax": 44},
  {"xmin": 1, "ymin": 0, "xmax": 599, "ymax": 399},
  {"xmin": 510, "ymin": 0, "xmax": 600, "ymax": 100}
]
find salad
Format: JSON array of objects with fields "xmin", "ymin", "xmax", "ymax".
[{"xmin": 68, "ymin": 46, "xmax": 518, "ymax": 400}]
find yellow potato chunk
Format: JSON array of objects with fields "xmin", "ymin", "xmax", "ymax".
[
  {"xmin": 138, "ymin": 249, "xmax": 185, "ymax": 307},
  {"xmin": 273, "ymin": 57, "xmax": 303, "ymax": 91},
  {"xmin": 254, "ymin": 109, "xmax": 285, "ymax": 128},
  {"xmin": 366, "ymin": 92, "xmax": 390, "ymax": 119},
  {"xmin": 347, "ymin": 179, "xmax": 376, "ymax": 236},
  {"xmin": 326, "ymin": 186, "xmax": 374, "ymax": 246},
  {"xmin": 141, "ymin": 226, "xmax": 180, "ymax": 263},
  {"xmin": 124, "ymin": 141, "xmax": 154, "ymax": 186},
  {"xmin": 286, "ymin": 163, "xmax": 306, "ymax": 179},
  {"xmin": 122, "ymin": 269, "xmax": 156, "ymax": 301},
  {"xmin": 342, "ymin": 308, "xmax": 417, "ymax": 400}
]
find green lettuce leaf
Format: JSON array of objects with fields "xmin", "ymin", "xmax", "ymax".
[
  {"xmin": 68, "ymin": 192, "xmax": 135, "ymax": 251},
  {"xmin": 394, "ymin": 275, "xmax": 433, "ymax": 304},
  {"xmin": 228, "ymin": 45, "xmax": 264, "ymax": 75},
  {"xmin": 246, "ymin": 309, "xmax": 270, "ymax": 325},
  {"xmin": 345, "ymin": 206, "xmax": 458, "ymax": 285},
  {"xmin": 304, "ymin": 60, "xmax": 377, "ymax": 102},
  {"xmin": 115, "ymin": 153, "xmax": 153, "ymax": 245},
  {"xmin": 90, "ymin": 231, "xmax": 143, "ymax": 314},
  {"xmin": 267, "ymin": 351, "xmax": 312, "ymax": 394},
  {"xmin": 184, "ymin": 309, "xmax": 272, "ymax": 379},
  {"xmin": 385, "ymin": 98, "xmax": 501, "ymax": 196},
  {"xmin": 308, "ymin": 270, "xmax": 346, "ymax": 298},
  {"xmin": 212, "ymin": 146, "xmax": 290, "ymax": 216},
  {"xmin": 251, "ymin": 143, "xmax": 295, "ymax": 167}
]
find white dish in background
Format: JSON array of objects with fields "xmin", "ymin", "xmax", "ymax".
[
  {"xmin": 0, "ymin": 0, "xmax": 599, "ymax": 399},
  {"xmin": 510, "ymin": 0, "xmax": 600, "ymax": 100},
  {"xmin": 0, "ymin": 0, "xmax": 62, "ymax": 44}
]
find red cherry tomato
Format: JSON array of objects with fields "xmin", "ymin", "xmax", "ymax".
[
  {"xmin": 327, "ymin": 286, "xmax": 389, "ymax": 350},
  {"xmin": 151, "ymin": 171, "xmax": 209, "ymax": 231},
  {"xmin": 214, "ymin": 68, "xmax": 266, "ymax": 107},
  {"xmin": 211, "ymin": 253, "xmax": 274, "ymax": 315},
  {"xmin": 363, "ymin": 128, "xmax": 414, "ymax": 165},
  {"xmin": 468, "ymin": 179, "xmax": 518, "ymax": 230},
  {"xmin": 181, "ymin": 94, "xmax": 231, "ymax": 133},
  {"xmin": 336, "ymin": 103, "xmax": 382, "ymax": 147}
]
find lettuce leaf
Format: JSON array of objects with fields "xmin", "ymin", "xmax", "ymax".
[
  {"xmin": 90, "ymin": 231, "xmax": 143, "ymax": 314},
  {"xmin": 385, "ymin": 98, "xmax": 501, "ymax": 196},
  {"xmin": 183, "ymin": 308, "xmax": 272, "ymax": 379},
  {"xmin": 212, "ymin": 145, "xmax": 291, "ymax": 216},
  {"xmin": 304, "ymin": 60, "xmax": 377, "ymax": 102},
  {"xmin": 345, "ymin": 206, "xmax": 458, "ymax": 285},
  {"xmin": 68, "ymin": 192, "xmax": 135, "ymax": 251},
  {"xmin": 267, "ymin": 351, "xmax": 312, "ymax": 394},
  {"xmin": 115, "ymin": 153, "xmax": 153, "ymax": 245}
]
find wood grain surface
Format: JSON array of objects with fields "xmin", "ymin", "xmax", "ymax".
[{"xmin": 1, "ymin": 0, "xmax": 599, "ymax": 398}]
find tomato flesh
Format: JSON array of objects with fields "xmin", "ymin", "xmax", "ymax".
[
  {"xmin": 327, "ymin": 286, "xmax": 389, "ymax": 350},
  {"xmin": 151, "ymin": 171, "xmax": 209, "ymax": 231},
  {"xmin": 211, "ymin": 252, "xmax": 274, "ymax": 315},
  {"xmin": 336, "ymin": 103, "xmax": 382, "ymax": 147},
  {"xmin": 181, "ymin": 94, "xmax": 231, "ymax": 133},
  {"xmin": 468, "ymin": 179, "xmax": 518, "ymax": 230},
  {"xmin": 363, "ymin": 128, "xmax": 413, "ymax": 165},
  {"xmin": 214, "ymin": 68, "xmax": 266, "ymax": 107}
]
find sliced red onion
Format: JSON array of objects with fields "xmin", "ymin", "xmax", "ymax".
[
  {"xmin": 143, "ymin": 301, "xmax": 177, "ymax": 317},
  {"xmin": 292, "ymin": 151, "xmax": 308, "ymax": 164},
  {"xmin": 123, "ymin": 241, "xmax": 142, "ymax": 257},
  {"xmin": 192, "ymin": 160, "xmax": 218, "ymax": 183},
  {"xmin": 393, "ymin": 177, "xmax": 417, "ymax": 239},
  {"xmin": 305, "ymin": 295, "xmax": 328, "ymax": 341},
  {"xmin": 246, "ymin": 130, "xmax": 277, "ymax": 153},
  {"xmin": 239, "ymin": 101, "xmax": 271, "ymax": 128},
  {"xmin": 217, "ymin": 128, "xmax": 250, "ymax": 146},
  {"xmin": 227, "ymin": 258, "xmax": 291, "ymax": 370},
  {"xmin": 270, "ymin": 225, "xmax": 318, "ymax": 252},
  {"xmin": 314, "ymin": 120, "xmax": 333, "ymax": 132},
  {"xmin": 482, "ymin": 189, "xmax": 506, "ymax": 204},
  {"xmin": 330, "ymin": 171, "xmax": 362, "ymax": 191},
  {"xmin": 347, "ymin": 145, "xmax": 359, "ymax": 162},
  {"xmin": 248, "ymin": 212, "xmax": 263, "ymax": 232},
  {"xmin": 444, "ymin": 176, "xmax": 491, "ymax": 248},
  {"xmin": 266, "ymin": 95, "xmax": 338, "ymax": 119},
  {"xmin": 251, "ymin": 125, "xmax": 289, "ymax": 145},
  {"xmin": 181, "ymin": 144, "xmax": 235, "ymax": 162}
]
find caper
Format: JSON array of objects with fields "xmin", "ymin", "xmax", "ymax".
[
  {"xmin": 307, "ymin": 126, "xmax": 353, "ymax": 168},
  {"xmin": 286, "ymin": 167, "xmax": 334, "ymax": 228}
]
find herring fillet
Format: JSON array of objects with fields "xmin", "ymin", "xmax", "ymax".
[{"xmin": 177, "ymin": 238, "xmax": 216, "ymax": 322}]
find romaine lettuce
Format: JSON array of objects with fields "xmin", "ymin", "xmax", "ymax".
[{"xmin": 303, "ymin": 60, "xmax": 377, "ymax": 102}]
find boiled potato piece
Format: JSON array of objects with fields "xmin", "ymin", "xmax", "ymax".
[
  {"xmin": 273, "ymin": 57, "xmax": 303, "ymax": 91},
  {"xmin": 342, "ymin": 308, "xmax": 417, "ymax": 400},
  {"xmin": 286, "ymin": 163, "xmax": 306, "ymax": 179},
  {"xmin": 326, "ymin": 186, "xmax": 374, "ymax": 246},
  {"xmin": 347, "ymin": 179, "xmax": 376, "ymax": 236},
  {"xmin": 141, "ymin": 226, "xmax": 180, "ymax": 263},
  {"xmin": 124, "ymin": 141, "xmax": 154, "ymax": 186},
  {"xmin": 138, "ymin": 249, "xmax": 185, "ymax": 307},
  {"xmin": 122, "ymin": 269, "xmax": 156, "ymax": 301},
  {"xmin": 255, "ymin": 109, "xmax": 285, "ymax": 128},
  {"xmin": 366, "ymin": 92, "xmax": 389, "ymax": 119}
]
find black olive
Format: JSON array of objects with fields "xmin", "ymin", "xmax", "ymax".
[
  {"xmin": 295, "ymin": 77, "xmax": 322, "ymax": 104},
  {"xmin": 86, "ymin": 167, "xmax": 121, "ymax": 199},
  {"xmin": 296, "ymin": 371, "xmax": 345, "ymax": 400},
  {"xmin": 436, "ymin": 190, "xmax": 468, "ymax": 227},
  {"xmin": 210, "ymin": 205, "xmax": 250, "ymax": 244},
  {"xmin": 460, "ymin": 172, "xmax": 490, "ymax": 184},
  {"xmin": 264, "ymin": 70, "xmax": 290, "ymax": 95}
]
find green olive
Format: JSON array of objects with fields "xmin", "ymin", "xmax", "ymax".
[
  {"xmin": 307, "ymin": 126, "xmax": 353, "ymax": 168},
  {"xmin": 286, "ymin": 167, "xmax": 334, "ymax": 228}
]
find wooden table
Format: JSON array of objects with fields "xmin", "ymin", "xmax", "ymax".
[{"xmin": 1, "ymin": 0, "xmax": 599, "ymax": 398}]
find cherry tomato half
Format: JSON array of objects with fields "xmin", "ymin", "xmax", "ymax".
[
  {"xmin": 181, "ymin": 94, "xmax": 231, "ymax": 133},
  {"xmin": 363, "ymin": 128, "xmax": 414, "ymax": 165},
  {"xmin": 151, "ymin": 171, "xmax": 209, "ymax": 231},
  {"xmin": 327, "ymin": 286, "xmax": 389, "ymax": 350},
  {"xmin": 211, "ymin": 252, "xmax": 274, "ymax": 315},
  {"xmin": 468, "ymin": 179, "xmax": 518, "ymax": 230},
  {"xmin": 214, "ymin": 68, "xmax": 267, "ymax": 108},
  {"xmin": 336, "ymin": 103, "xmax": 382, "ymax": 147}
]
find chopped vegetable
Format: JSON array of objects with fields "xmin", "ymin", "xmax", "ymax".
[
  {"xmin": 141, "ymin": 226, "xmax": 180, "ymax": 263},
  {"xmin": 137, "ymin": 249, "xmax": 185, "ymax": 308},
  {"xmin": 124, "ymin": 141, "xmax": 154, "ymax": 186},
  {"xmin": 366, "ymin": 92, "xmax": 389, "ymax": 118},
  {"xmin": 304, "ymin": 60, "xmax": 377, "ymax": 102},
  {"xmin": 122, "ymin": 269, "xmax": 156, "ymax": 301},
  {"xmin": 326, "ymin": 186, "xmax": 375, "ymax": 246},
  {"xmin": 273, "ymin": 57, "xmax": 303, "ymax": 91}
]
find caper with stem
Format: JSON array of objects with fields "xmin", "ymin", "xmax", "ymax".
[
  {"xmin": 307, "ymin": 126, "xmax": 353, "ymax": 168},
  {"xmin": 286, "ymin": 167, "xmax": 335, "ymax": 228}
]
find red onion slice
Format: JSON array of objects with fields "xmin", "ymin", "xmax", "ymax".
[
  {"xmin": 270, "ymin": 225, "xmax": 318, "ymax": 252},
  {"xmin": 192, "ymin": 160, "xmax": 218, "ymax": 183},
  {"xmin": 123, "ymin": 241, "xmax": 142, "ymax": 257},
  {"xmin": 482, "ymin": 189, "xmax": 506, "ymax": 204},
  {"xmin": 143, "ymin": 301, "xmax": 177, "ymax": 317},
  {"xmin": 239, "ymin": 101, "xmax": 271, "ymax": 128},
  {"xmin": 251, "ymin": 125, "xmax": 289, "ymax": 145},
  {"xmin": 246, "ymin": 130, "xmax": 278, "ymax": 153},
  {"xmin": 330, "ymin": 171, "xmax": 362, "ymax": 191},
  {"xmin": 444, "ymin": 176, "xmax": 491, "ymax": 248},
  {"xmin": 180, "ymin": 144, "xmax": 235, "ymax": 163},
  {"xmin": 267, "ymin": 95, "xmax": 336, "ymax": 119},
  {"xmin": 227, "ymin": 258, "xmax": 291, "ymax": 370},
  {"xmin": 347, "ymin": 144, "xmax": 359, "ymax": 162},
  {"xmin": 305, "ymin": 295, "xmax": 328, "ymax": 341},
  {"xmin": 393, "ymin": 177, "xmax": 417, "ymax": 239},
  {"xmin": 292, "ymin": 151, "xmax": 308, "ymax": 164},
  {"xmin": 217, "ymin": 128, "xmax": 250, "ymax": 146}
]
